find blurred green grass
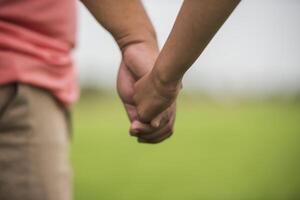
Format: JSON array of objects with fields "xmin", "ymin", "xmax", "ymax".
[{"xmin": 71, "ymin": 92, "xmax": 300, "ymax": 200}]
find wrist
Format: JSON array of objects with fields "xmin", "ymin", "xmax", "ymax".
[
  {"xmin": 120, "ymin": 37, "xmax": 159, "ymax": 79},
  {"xmin": 150, "ymin": 67, "xmax": 182, "ymax": 99},
  {"xmin": 121, "ymin": 38, "xmax": 158, "ymax": 59},
  {"xmin": 116, "ymin": 29, "xmax": 158, "ymax": 52}
]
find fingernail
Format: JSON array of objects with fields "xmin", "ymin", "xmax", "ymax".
[{"xmin": 152, "ymin": 121, "xmax": 160, "ymax": 128}]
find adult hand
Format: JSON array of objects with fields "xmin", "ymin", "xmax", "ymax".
[
  {"xmin": 117, "ymin": 42, "xmax": 176, "ymax": 143},
  {"xmin": 133, "ymin": 69, "xmax": 181, "ymax": 136}
]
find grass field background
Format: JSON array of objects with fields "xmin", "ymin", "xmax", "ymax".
[{"xmin": 71, "ymin": 92, "xmax": 300, "ymax": 200}]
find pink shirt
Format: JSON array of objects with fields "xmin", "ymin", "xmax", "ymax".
[{"xmin": 0, "ymin": 0, "xmax": 78, "ymax": 106}]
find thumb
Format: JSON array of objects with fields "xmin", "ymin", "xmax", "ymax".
[{"xmin": 150, "ymin": 111, "xmax": 169, "ymax": 128}]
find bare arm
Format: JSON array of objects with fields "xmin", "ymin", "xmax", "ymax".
[
  {"xmin": 80, "ymin": 0, "xmax": 157, "ymax": 50},
  {"xmin": 153, "ymin": 0, "xmax": 240, "ymax": 85},
  {"xmin": 134, "ymin": 0, "xmax": 240, "ymax": 122},
  {"xmin": 81, "ymin": 0, "xmax": 177, "ymax": 143}
]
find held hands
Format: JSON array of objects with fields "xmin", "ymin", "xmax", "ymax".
[
  {"xmin": 117, "ymin": 42, "xmax": 180, "ymax": 144},
  {"xmin": 133, "ymin": 70, "xmax": 181, "ymax": 124}
]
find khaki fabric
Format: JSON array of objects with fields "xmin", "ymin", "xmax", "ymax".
[{"xmin": 0, "ymin": 83, "xmax": 72, "ymax": 200}]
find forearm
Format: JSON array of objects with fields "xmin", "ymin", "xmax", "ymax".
[
  {"xmin": 153, "ymin": 0, "xmax": 240, "ymax": 85},
  {"xmin": 80, "ymin": 0, "xmax": 157, "ymax": 50}
]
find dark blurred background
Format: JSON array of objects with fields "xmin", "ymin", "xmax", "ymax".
[{"xmin": 72, "ymin": 1, "xmax": 300, "ymax": 199}]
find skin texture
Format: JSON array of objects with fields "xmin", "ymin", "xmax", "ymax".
[
  {"xmin": 81, "ymin": 0, "xmax": 175, "ymax": 143},
  {"xmin": 134, "ymin": 0, "xmax": 240, "ymax": 123},
  {"xmin": 118, "ymin": 43, "xmax": 176, "ymax": 143},
  {"xmin": 81, "ymin": 0, "xmax": 240, "ymax": 143},
  {"xmin": 80, "ymin": 0, "xmax": 156, "ymax": 50}
]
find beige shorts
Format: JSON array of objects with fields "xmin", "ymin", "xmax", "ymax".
[{"xmin": 0, "ymin": 83, "xmax": 72, "ymax": 200}]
